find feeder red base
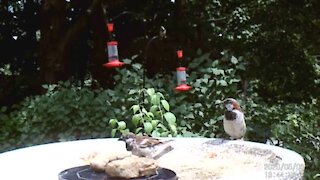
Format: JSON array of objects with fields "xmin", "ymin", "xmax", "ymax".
[
  {"xmin": 175, "ymin": 84, "xmax": 192, "ymax": 92},
  {"xmin": 103, "ymin": 60, "xmax": 124, "ymax": 68}
]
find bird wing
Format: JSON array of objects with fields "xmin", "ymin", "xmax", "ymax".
[{"xmin": 137, "ymin": 137, "xmax": 162, "ymax": 148}]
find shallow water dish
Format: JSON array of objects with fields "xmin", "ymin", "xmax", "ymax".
[{"xmin": 58, "ymin": 165, "xmax": 177, "ymax": 180}]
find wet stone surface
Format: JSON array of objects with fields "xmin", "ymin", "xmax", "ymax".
[{"xmin": 156, "ymin": 138, "xmax": 304, "ymax": 180}]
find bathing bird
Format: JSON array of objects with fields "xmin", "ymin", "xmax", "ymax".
[{"xmin": 119, "ymin": 132, "xmax": 173, "ymax": 159}]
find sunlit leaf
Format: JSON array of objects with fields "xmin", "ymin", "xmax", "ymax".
[
  {"xmin": 111, "ymin": 129, "xmax": 117, "ymax": 137},
  {"xmin": 161, "ymin": 100, "xmax": 170, "ymax": 111},
  {"xmin": 151, "ymin": 94, "xmax": 160, "ymax": 105},
  {"xmin": 169, "ymin": 124, "xmax": 177, "ymax": 135},
  {"xmin": 144, "ymin": 122, "xmax": 153, "ymax": 134},
  {"xmin": 217, "ymin": 80, "xmax": 227, "ymax": 86},
  {"xmin": 131, "ymin": 105, "xmax": 140, "ymax": 114},
  {"xmin": 156, "ymin": 92, "xmax": 165, "ymax": 99},
  {"xmin": 135, "ymin": 127, "xmax": 143, "ymax": 134},
  {"xmin": 147, "ymin": 88, "xmax": 155, "ymax": 96},
  {"xmin": 151, "ymin": 120, "xmax": 159, "ymax": 127},
  {"xmin": 109, "ymin": 119, "xmax": 118, "ymax": 128},
  {"xmin": 150, "ymin": 105, "xmax": 158, "ymax": 114},
  {"xmin": 117, "ymin": 121, "xmax": 126, "ymax": 130},
  {"xmin": 146, "ymin": 112, "xmax": 154, "ymax": 118},
  {"xmin": 185, "ymin": 113, "xmax": 195, "ymax": 119},
  {"xmin": 231, "ymin": 56, "xmax": 238, "ymax": 64},
  {"xmin": 164, "ymin": 112, "xmax": 176, "ymax": 125},
  {"xmin": 132, "ymin": 114, "xmax": 141, "ymax": 127},
  {"xmin": 152, "ymin": 130, "xmax": 160, "ymax": 137},
  {"xmin": 128, "ymin": 89, "xmax": 137, "ymax": 95}
]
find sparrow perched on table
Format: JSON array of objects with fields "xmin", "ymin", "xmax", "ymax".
[
  {"xmin": 223, "ymin": 98, "xmax": 246, "ymax": 140},
  {"xmin": 119, "ymin": 132, "xmax": 173, "ymax": 159}
]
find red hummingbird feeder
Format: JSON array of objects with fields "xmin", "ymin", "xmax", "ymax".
[
  {"xmin": 103, "ymin": 23, "xmax": 124, "ymax": 68},
  {"xmin": 175, "ymin": 50, "xmax": 191, "ymax": 92}
]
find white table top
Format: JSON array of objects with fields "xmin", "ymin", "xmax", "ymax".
[
  {"xmin": 0, "ymin": 138, "xmax": 305, "ymax": 180},
  {"xmin": 0, "ymin": 139, "xmax": 126, "ymax": 180}
]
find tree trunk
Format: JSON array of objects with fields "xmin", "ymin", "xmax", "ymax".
[{"xmin": 39, "ymin": 0, "xmax": 104, "ymax": 85}]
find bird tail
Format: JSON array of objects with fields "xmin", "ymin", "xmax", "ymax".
[
  {"xmin": 153, "ymin": 145, "xmax": 174, "ymax": 160},
  {"xmin": 160, "ymin": 139, "xmax": 174, "ymax": 144}
]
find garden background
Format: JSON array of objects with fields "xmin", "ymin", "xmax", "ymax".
[{"xmin": 0, "ymin": 0, "xmax": 319, "ymax": 179}]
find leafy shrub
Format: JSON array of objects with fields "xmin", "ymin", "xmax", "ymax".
[
  {"xmin": 0, "ymin": 83, "xmax": 112, "ymax": 151},
  {"xmin": 109, "ymin": 88, "xmax": 178, "ymax": 137},
  {"xmin": 0, "ymin": 50, "xmax": 250, "ymax": 151},
  {"xmin": 270, "ymin": 99, "xmax": 320, "ymax": 179},
  {"xmin": 0, "ymin": 58, "xmax": 181, "ymax": 152},
  {"xmin": 167, "ymin": 50, "xmax": 247, "ymax": 138},
  {"xmin": 1, "ymin": 51, "xmax": 319, "ymax": 179}
]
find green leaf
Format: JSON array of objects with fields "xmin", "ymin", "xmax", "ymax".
[
  {"xmin": 132, "ymin": 63, "xmax": 142, "ymax": 70},
  {"xmin": 131, "ymin": 54, "xmax": 139, "ymax": 60},
  {"xmin": 135, "ymin": 127, "xmax": 143, "ymax": 134},
  {"xmin": 131, "ymin": 105, "xmax": 140, "ymax": 114},
  {"xmin": 117, "ymin": 121, "xmax": 126, "ymax": 130},
  {"xmin": 161, "ymin": 132, "xmax": 169, "ymax": 137},
  {"xmin": 109, "ymin": 119, "xmax": 118, "ymax": 128},
  {"xmin": 215, "ymin": 100, "xmax": 223, "ymax": 104},
  {"xmin": 313, "ymin": 174, "xmax": 320, "ymax": 179},
  {"xmin": 199, "ymin": 111, "xmax": 204, "ymax": 117},
  {"xmin": 147, "ymin": 88, "xmax": 155, "ymax": 96},
  {"xmin": 229, "ymin": 79, "xmax": 241, "ymax": 84},
  {"xmin": 42, "ymin": 84, "xmax": 49, "ymax": 89},
  {"xmin": 151, "ymin": 120, "xmax": 159, "ymax": 128},
  {"xmin": 152, "ymin": 130, "xmax": 160, "ymax": 137},
  {"xmin": 128, "ymin": 89, "xmax": 137, "ymax": 95},
  {"xmin": 185, "ymin": 113, "xmax": 195, "ymax": 119},
  {"xmin": 169, "ymin": 124, "xmax": 177, "ymax": 136},
  {"xmin": 151, "ymin": 94, "xmax": 160, "ymax": 105},
  {"xmin": 147, "ymin": 112, "xmax": 154, "ymax": 118},
  {"xmin": 164, "ymin": 112, "xmax": 176, "ymax": 125},
  {"xmin": 157, "ymin": 124, "xmax": 168, "ymax": 131},
  {"xmin": 161, "ymin": 100, "xmax": 170, "ymax": 111},
  {"xmin": 231, "ymin": 56, "xmax": 238, "ymax": 64},
  {"xmin": 217, "ymin": 80, "xmax": 227, "ymax": 86},
  {"xmin": 123, "ymin": 58, "xmax": 132, "ymax": 64},
  {"xmin": 132, "ymin": 114, "xmax": 141, "ymax": 127},
  {"xmin": 212, "ymin": 60, "xmax": 219, "ymax": 67},
  {"xmin": 156, "ymin": 92, "xmax": 165, "ymax": 99},
  {"xmin": 111, "ymin": 129, "xmax": 117, "ymax": 137},
  {"xmin": 211, "ymin": 68, "xmax": 224, "ymax": 76},
  {"xmin": 236, "ymin": 63, "xmax": 246, "ymax": 70},
  {"xmin": 142, "ymin": 108, "xmax": 148, "ymax": 115},
  {"xmin": 150, "ymin": 105, "xmax": 158, "ymax": 114},
  {"xmin": 144, "ymin": 122, "xmax": 153, "ymax": 134}
]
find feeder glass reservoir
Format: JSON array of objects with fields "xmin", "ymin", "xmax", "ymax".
[
  {"xmin": 176, "ymin": 67, "xmax": 187, "ymax": 85},
  {"xmin": 107, "ymin": 41, "xmax": 119, "ymax": 61}
]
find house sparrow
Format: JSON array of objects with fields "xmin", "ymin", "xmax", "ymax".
[
  {"xmin": 223, "ymin": 98, "xmax": 246, "ymax": 140},
  {"xmin": 119, "ymin": 132, "xmax": 173, "ymax": 159}
]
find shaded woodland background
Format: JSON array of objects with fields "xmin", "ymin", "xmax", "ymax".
[
  {"xmin": 1, "ymin": 0, "xmax": 319, "ymax": 105},
  {"xmin": 0, "ymin": 0, "xmax": 319, "ymax": 179}
]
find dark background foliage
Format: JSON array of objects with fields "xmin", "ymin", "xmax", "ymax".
[{"xmin": 0, "ymin": 0, "xmax": 319, "ymax": 179}]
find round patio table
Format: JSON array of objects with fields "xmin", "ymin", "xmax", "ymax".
[{"xmin": 0, "ymin": 138, "xmax": 305, "ymax": 180}]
